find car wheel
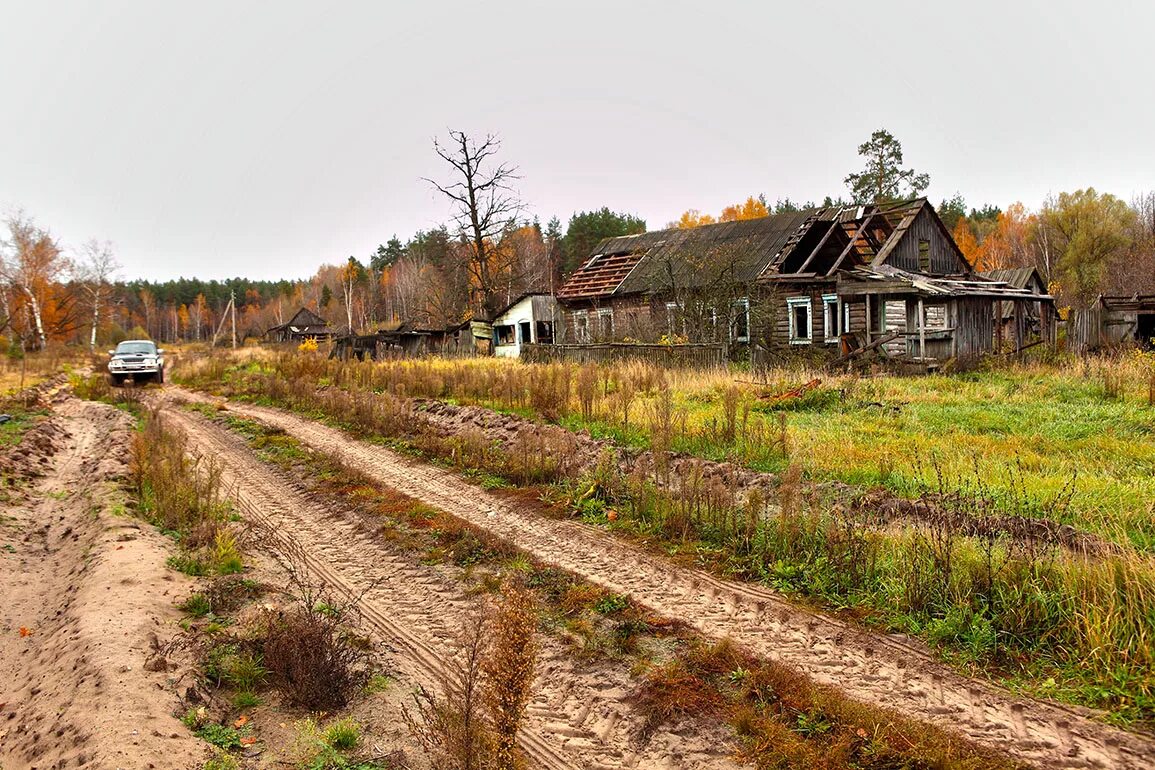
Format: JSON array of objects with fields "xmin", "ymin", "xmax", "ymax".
[
  {"xmin": 156, "ymin": 367, "xmax": 165, "ymax": 384},
  {"xmin": 110, "ymin": 374, "xmax": 123, "ymax": 386}
]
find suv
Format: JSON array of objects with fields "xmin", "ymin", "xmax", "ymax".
[{"xmin": 108, "ymin": 340, "xmax": 166, "ymax": 384}]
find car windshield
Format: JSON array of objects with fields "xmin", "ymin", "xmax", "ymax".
[{"xmin": 115, "ymin": 341, "xmax": 156, "ymax": 355}]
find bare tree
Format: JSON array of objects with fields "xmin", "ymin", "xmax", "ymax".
[
  {"xmin": 426, "ymin": 130, "xmax": 524, "ymax": 320},
  {"xmin": 75, "ymin": 239, "xmax": 121, "ymax": 351}
]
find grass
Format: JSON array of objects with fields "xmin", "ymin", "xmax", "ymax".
[
  {"xmin": 175, "ymin": 349, "xmax": 1155, "ymax": 725},
  {"xmin": 210, "ymin": 409, "xmax": 1019, "ymax": 770},
  {"xmin": 178, "ymin": 348, "xmax": 1155, "ymax": 550}
]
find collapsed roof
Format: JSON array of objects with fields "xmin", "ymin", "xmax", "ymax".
[{"xmin": 557, "ymin": 199, "xmax": 970, "ymax": 301}]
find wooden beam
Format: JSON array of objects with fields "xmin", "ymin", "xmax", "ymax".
[
  {"xmin": 918, "ymin": 297, "xmax": 926, "ymax": 361},
  {"xmin": 826, "ymin": 213, "xmax": 878, "ymax": 276},
  {"xmin": 793, "ymin": 221, "xmax": 842, "ymax": 274}
]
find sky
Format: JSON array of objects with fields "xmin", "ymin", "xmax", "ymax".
[{"xmin": 1, "ymin": 0, "xmax": 1153, "ymax": 282}]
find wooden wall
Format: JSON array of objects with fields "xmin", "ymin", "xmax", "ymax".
[{"xmin": 883, "ymin": 208, "xmax": 968, "ymax": 275}]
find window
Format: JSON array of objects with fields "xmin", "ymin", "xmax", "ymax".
[
  {"xmin": 518, "ymin": 320, "xmax": 532, "ymax": 344},
  {"xmin": 731, "ymin": 298, "xmax": 750, "ymax": 343},
  {"xmin": 822, "ymin": 294, "xmax": 839, "ymax": 343},
  {"xmin": 787, "ymin": 297, "xmax": 812, "ymax": 345},
  {"xmin": 596, "ymin": 308, "xmax": 614, "ymax": 340},
  {"xmin": 665, "ymin": 301, "xmax": 684, "ymax": 336},
  {"xmin": 918, "ymin": 239, "xmax": 931, "ymax": 272},
  {"xmin": 923, "ymin": 304, "xmax": 947, "ymax": 329},
  {"xmin": 573, "ymin": 311, "xmax": 590, "ymax": 343},
  {"xmin": 494, "ymin": 324, "xmax": 516, "ymax": 346},
  {"xmin": 535, "ymin": 320, "xmax": 554, "ymax": 345}
]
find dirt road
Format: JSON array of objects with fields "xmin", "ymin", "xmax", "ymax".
[
  {"xmin": 160, "ymin": 402, "xmax": 743, "ymax": 770},
  {"xmin": 165, "ymin": 388, "xmax": 1154, "ymax": 770},
  {"xmin": 0, "ymin": 396, "xmax": 204, "ymax": 770}
]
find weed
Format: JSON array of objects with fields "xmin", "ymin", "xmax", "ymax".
[
  {"xmin": 594, "ymin": 593, "xmax": 630, "ymax": 615},
  {"xmin": 203, "ymin": 749, "xmax": 240, "ymax": 770},
  {"xmin": 195, "ymin": 723, "xmax": 243, "ymax": 749},
  {"xmin": 231, "ymin": 690, "xmax": 261, "ymax": 709},
  {"xmin": 181, "ymin": 592, "xmax": 213, "ymax": 618},
  {"xmin": 323, "ymin": 717, "xmax": 361, "ymax": 750}
]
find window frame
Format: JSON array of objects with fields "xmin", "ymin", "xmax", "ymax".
[
  {"xmin": 822, "ymin": 294, "xmax": 839, "ymax": 344},
  {"xmin": 596, "ymin": 308, "xmax": 614, "ymax": 340},
  {"xmin": 572, "ymin": 310, "xmax": 590, "ymax": 343},
  {"xmin": 731, "ymin": 298, "xmax": 750, "ymax": 343},
  {"xmin": 786, "ymin": 297, "xmax": 813, "ymax": 345}
]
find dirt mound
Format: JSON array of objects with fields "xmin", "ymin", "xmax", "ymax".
[{"xmin": 415, "ymin": 398, "xmax": 782, "ymax": 502}]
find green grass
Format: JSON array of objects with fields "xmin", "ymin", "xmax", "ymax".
[
  {"xmin": 174, "ymin": 349, "xmax": 1155, "ymax": 725},
  {"xmin": 0, "ymin": 406, "xmax": 46, "ymax": 448}
]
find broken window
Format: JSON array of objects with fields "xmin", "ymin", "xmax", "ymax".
[
  {"xmin": 918, "ymin": 239, "xmax": 931, "ymax": 272},
  {"xmin": 535, "ymin": 320, "xmax": 554, "ymax": 345},
  {"xmin": 573, "ymin": 311, "xmax": 590, "ymax": 343},
  {"xmin": 731, "ymin": 298, "xmax": 750, "ymax": 343},
  {"xmin": 665, "ymin": 301, "xmax": 685, "ymax": 337},
  {"xmin": 494, "ymin": 324, "xmax": 516, "ymax": 346},
  {"xmin": 787, "ymin": 297, "xmax": 812, "ymax": 345},
  {"xmin": 596, "ymin": 308, "xmax": 614, "ymax": 340},
  {"xmin": 822, "ymin": 294, "xmax": 839, "ymax": 343}
]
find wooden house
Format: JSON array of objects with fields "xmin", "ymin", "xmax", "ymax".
[
  {"xmin": 1069, "ymin": 295, "xmax": 1155, "ymax": 352},
  {"xmin": 266, "ymin": 307, "xmax": 336, "ymax": 343},
  {"xmin": 979, "ymin": 267, "xmax": 1056, "ymax": 352},
  {"xmin": 555, "ymin": 199, "xmax": 1055, "ymax": 367}
]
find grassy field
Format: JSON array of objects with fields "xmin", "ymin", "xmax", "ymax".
[{"xmin": 176, "ymin": 347, "xmax": 1155, "ymax": 725}]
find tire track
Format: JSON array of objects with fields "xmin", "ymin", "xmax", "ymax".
[
  {"xmin": 162, "ymin": 405, "xmax": 742, "ymax": 770},
  {"xmin": 174, "ymin": 391, "xmax": 1154, "ymax": 770}
]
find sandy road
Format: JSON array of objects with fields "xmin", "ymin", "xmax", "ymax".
[
  {"xmin": 163, "ymin": 388, "xmax": 1155, "ymax": 770},
  {"xmin": 161, "ymin": 402, "xmax": 742, "ymax": 770},
  {"xmin": 0, "ymin": 396, "xmax": 204, "ymax": 770}
]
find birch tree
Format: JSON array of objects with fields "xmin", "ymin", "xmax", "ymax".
[
  {"xmin": 75, "ymin": 239, "xmax": 120, "ymax": 351},
  {"xmin": 1, "ymin": 213, "xmax": 68, "ymax": 350}
]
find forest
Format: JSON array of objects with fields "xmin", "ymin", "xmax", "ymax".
[{"xmin": 2, "ymin": 129, "xmax": 1153, "ymax": 351}]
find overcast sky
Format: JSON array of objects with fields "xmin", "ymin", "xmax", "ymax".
[{"xmin": 2, "ymin": 0, "xmax": 1152, "ymax": 281}]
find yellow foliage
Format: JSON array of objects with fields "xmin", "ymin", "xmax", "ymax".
[
  {"xmin": 675, "ymin": 209, "xmax": 716, "ymax": 229},
  {"xmin": 297, "ymin": 337, "xmax": 319, "ymax": 354},
  {"xmin": 719, "ymin": 196, "xmax": 769, "ymax": 222}
]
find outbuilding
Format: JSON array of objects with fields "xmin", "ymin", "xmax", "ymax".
[{"xmin": 490, "ymin": 293, "xmax": 561, "ymax": 358}]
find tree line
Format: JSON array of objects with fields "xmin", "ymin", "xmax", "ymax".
[{"xmin": 2, "ymin": 128, "xmax": 1152, "ymax": 351}]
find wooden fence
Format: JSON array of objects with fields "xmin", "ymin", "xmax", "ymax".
[{"xmin": 520, "ymin": 342, "xmax": 725, "ymax": 368}]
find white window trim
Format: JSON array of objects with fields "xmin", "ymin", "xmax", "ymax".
[
  {"xmin": 732, "ymin": 298, "xmax": 750, "ymax": 343},
  {"xmin": 842, "ymin": 300, "xmax": 852, "ymax": 336},
  {"xmin": 787, "ymin": 297, "xmax": 812, "ymax": 345},
  {"xmin": 665, "ymin": 301, "xmax": 681, "ymax": 335},
  {"xmin": 822, "ymin": 294, "xmax": 839, "ymax": 344},
  {"xmin": 573, "ymin": 310, "xmax": 590, "ymax": 343},
  {"xmin": 596, "ymin": 308, "xmax": 614, "ymax": 339}
]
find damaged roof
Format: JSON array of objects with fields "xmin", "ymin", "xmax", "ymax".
[
  {"xmin": 838, "ymin": 265, "xmax": 1055, "ymax": 301},
  {"xmin": 557, "ymin": 199, "xmax": 942, "ymax": 301}
]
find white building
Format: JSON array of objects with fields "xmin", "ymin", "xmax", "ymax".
[{"xmin": 491, "ymin": 293, "xmax": 560, "ymax": 358}]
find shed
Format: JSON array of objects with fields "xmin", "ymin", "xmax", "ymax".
[
  {"xmin": 266, "ymin": 307, "xmax": 336, "ymax": 342},
  {"xmin": 1069, "ymin": 295, "xmax": 1155, "ymax": 352},
  {"xmin": 490, "ymin": 294, "xmax": 561, "ymax": 358}
]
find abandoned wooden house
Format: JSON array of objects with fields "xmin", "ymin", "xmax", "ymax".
[
  {"xmin": 330, "ymin": 319, "xmax": 481, "ymax": 361},
  {"xmin": 555, "ymin": 199, "xmax": 1055, "ymax": 367},
  {"xmin": 266, "ymin": 307, "xmax": 336, "ymax": 343},
  {"xmin": 1069, "ymin": 294, "xmax": 1155, "ymax": 352},
  {"xmin": 979, "ymin": 267, "xmax": 1056, "ymax": 352},
  {"xmin": 489, "ymin": 293, "xmax": 561, "ymax": 358}
]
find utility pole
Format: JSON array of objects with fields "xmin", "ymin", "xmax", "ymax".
[{"xmin": 230, "ymin": 290, "xmax": 237, "ymax": 349}]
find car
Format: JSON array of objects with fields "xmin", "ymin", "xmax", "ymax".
[{"xmin": 108, "ymin": 339, "xmax": 166, "ymax": 384}]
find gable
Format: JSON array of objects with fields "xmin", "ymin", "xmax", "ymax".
[
  {"xmin": 288, "ymin": 307, "xmax": 329, "ymax": 327},
  {"xmin": 873, "ymin": 204, "xmax": 971, "ymax": 275}
]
